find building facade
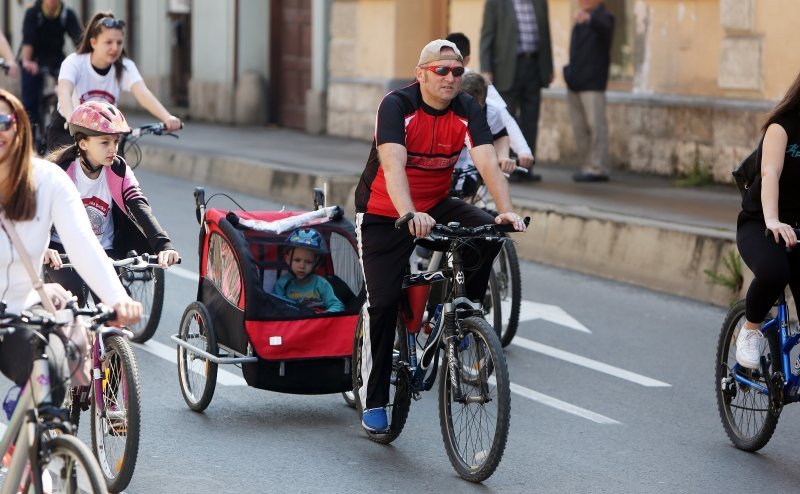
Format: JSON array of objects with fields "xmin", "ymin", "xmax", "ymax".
[{"xmin": 1, "ymin": 0, "xmax": 797, "ymax": 182}]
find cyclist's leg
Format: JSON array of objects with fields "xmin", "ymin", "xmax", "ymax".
[
  {"xmin": 355, "ymin": 213, "xmax": 414, "ymax": 410},
  {"xmin": 0, "ymin": 327, "xmax": 34, "ymax": 386},
  {"xmin": 20, "ymin": 71, "xmax": 42, "ymax": 125},
  {"xmin": 737, "ymin": 213, "xmax": 791, "ymax": 324},
  {"xmin": 429, "ymin": 198, "xmax": 502, "ymax": 302}
]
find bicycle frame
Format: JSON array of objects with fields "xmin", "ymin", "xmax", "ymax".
[
  {"xmin": 0, "ymin": 345, "xmax": 62, "ymax": 494},
  {"xmin": 732, "ymin": 294, "xmax": 800, "ymax": 401},
  {"xmin": 401, "ymin": 241, "xmax": 487, "ymax": 399},
  {"xmin": 71, "ymin": 325, "xmax": 134, "ymax": 418}
]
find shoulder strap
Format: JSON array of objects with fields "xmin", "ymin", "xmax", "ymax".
[{"xmin": 0, "ymin": 207, "xmax": 59, "ymax": 313}]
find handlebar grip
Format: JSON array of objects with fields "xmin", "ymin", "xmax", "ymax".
[
  {"xmin": 495, "ymin": 216, "xmax": 531, "ymax": 233},
  {"xmin": 764, "ymin": 227, "xmax": 800, "ymax": 246},
  {"xmin": 395, "ymin": 212, "xmax": 414, "ymax": 229}
]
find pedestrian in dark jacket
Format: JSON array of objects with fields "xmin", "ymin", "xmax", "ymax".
[{"xmin": 564, "ymin": 0, "xmax": 614, "ymax": 183}]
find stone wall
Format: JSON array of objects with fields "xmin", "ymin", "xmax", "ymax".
[{"xmin": 534, "ymin": 90, "xmax": 771, "ymax": 183}]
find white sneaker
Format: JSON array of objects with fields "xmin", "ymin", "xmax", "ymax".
[{"xmin": 736, "ymin": 328, "xmax": 765, "ymax": 370}]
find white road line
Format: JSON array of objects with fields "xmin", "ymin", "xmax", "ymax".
[
  {"xmin": 511, "ymin": 336, "xmax": 671, "ymax": 387},
  {"xmin": 516, "ymin": 300, "xmax": 591, "ymax": 333},
  {"xmin": 507, "ymin": 381, "xmax": 620, "ymax": 424},
  {"xmin": 133, "ymin": 340, "xmax": 248, "ymax": 386},
  {"xmin": 167, "ymin": 266, "xmax": 199, "ymax": 282}
]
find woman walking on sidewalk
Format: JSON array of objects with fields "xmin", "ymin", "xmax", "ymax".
[
  {"xmin": 735, "ymin": 69, "xmax": 800, "ymax": 369},
  {"xmin": 47, "ymin": 11, "xmax": 181, "ymax": 152}
]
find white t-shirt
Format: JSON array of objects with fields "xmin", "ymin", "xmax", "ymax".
[
  {"xmin": 0, "ymin": 159, "xmax": 128, "ymax": 314},
  {"xmin": 53, "ymin": 164, "xmax": 114, "ymax": 249},
  {"xmin": 454, "ymin": 102, "xmax": 506, "ymax": 173},
  {"xmin": 58, "ymin": 53, "xmax": 143, "ymax": 113}
]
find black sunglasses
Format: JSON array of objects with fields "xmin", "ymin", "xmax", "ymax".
[
  {"xmin": 423, "ymin": 65, "xmax": 465, "ymax": 77},
  {"xmin": 0, "ymin": 114, "xmax": 16, "ymax": 132},
  {"xmin": 97, "ymin": 17, "xmax": 126, "ymax": 30}
]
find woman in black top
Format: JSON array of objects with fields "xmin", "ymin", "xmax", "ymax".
[{"xmin": 736, "ymin": 70, "xmax": 800, "ymax": 369}]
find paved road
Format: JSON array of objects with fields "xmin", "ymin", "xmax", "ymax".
[{"xmin": 2, "ymin": 170, "xmax": 800, "ymax": 493}]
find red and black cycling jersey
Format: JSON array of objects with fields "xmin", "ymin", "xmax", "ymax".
[{"xmin": 355, "ymin": 82, "xmax": 493, "ymax": 217}]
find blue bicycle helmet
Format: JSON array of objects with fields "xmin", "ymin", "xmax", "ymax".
[{"xmin": 285, "ymin": 228, "xmax": 328, "ymax": 255}]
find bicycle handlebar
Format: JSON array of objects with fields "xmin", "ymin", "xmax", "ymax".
[
  {"xmin": 128, "ymin": 122, "xmax": 184, "ymax": 139},
  {"xmin": 394, "ymin": 212, "xmax": 530, "ymax": 238},
  {"xmin": 58, "ymin": 252, "xmax": 182, "ymax": 268},
  {"xmin": 0, "ymin": 303, "xmax": 117, "ymax": 337}
]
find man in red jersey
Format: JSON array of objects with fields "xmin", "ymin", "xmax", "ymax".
[{"xmin": 354, "ymin": 39, "xmax": 527, "ymax": 433}]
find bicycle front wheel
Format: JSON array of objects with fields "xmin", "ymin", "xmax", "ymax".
[
  {"xmin": 439, "ymin": 316, "xmax": 510, "ymax": 483},
  {"xmin": 352, "ymin": 313, "xmax": 411, "ymax": 444},
  {"xmin": 119, "ymin": 265, "xmax": 165, "ymax": 343},
  {"xmin": 90, "ymin": 335, "xmax": 141, "ymax": 492},
  {"xmin": 41, "ymin": 434, "xmax": 108, "ymax": 493},
  {"xmin": 716, "ymin": 299, "xmax": 781, "ymax": 451}
]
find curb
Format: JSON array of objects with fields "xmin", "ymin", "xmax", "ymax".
[{"xmin": 138, "ymin": 145, "xmax": 741, "ymax": 307}]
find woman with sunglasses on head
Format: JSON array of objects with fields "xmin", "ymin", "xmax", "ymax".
[
  {"xmin": 0, "ymin": 89, "xmax": 141, "ymax": 384},
  {"xmin": 46, "ymin": 11, "xmax": 182, "ymax": 153}
]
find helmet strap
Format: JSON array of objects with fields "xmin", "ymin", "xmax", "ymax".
[{"xmin": 78, "ymin": 150, "xmax": 102, "ymax": 175}]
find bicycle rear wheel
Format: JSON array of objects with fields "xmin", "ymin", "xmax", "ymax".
[
  {"xmin": 90, "ymin": 335, "xmax": 141, "ymax": 492},
  {"xmin": 119, "ymin": 264, "xmax": 164, "ymax": 343},
  {"xmin": 352, "ymin": 312, "xmax": 411, "ymax": 444},
  {"xmin": 716, "ymin": 299, "xmax": 781, "ymax": 451},
  {"xmin": 40, "ymin": 435, "xmax": 107, "ymax": 493},
  {"xmin": 439, "ymin": 316, "xmax": 510, "ymax": 483},
  {"xmin": 494, "ymin": 241, "xmax": 522, "ymax": 347}
]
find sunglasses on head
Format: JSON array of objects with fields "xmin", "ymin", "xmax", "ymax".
[
  {"xmin": 97, "ymin": 17, "xmax": 125, "ymax": 30},
  {"xmin": 422, "ymin": 65, "xmax": 465, "ymax": 77},
  {"xmin": 0, "ymin": 114, "xmax": 16, "ymax": 132}
]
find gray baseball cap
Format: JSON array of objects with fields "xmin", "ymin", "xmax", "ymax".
[{"xmin": 418, "ymin": 39, "xmax": 463, "ymax": 65}]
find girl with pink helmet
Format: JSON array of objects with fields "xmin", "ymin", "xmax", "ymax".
[{"xmin": 43, "ymin": 101, "xmax": 180, "ymax": 306}]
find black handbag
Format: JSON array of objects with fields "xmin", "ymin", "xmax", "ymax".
[{"xmin": 732, "ymin": 136, "xmax": 763, "ymax": 198}]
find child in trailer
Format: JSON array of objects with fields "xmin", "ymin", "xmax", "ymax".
[{"xmin": 273, "ymin": 228, "xmax": 344, "ymax": 313}]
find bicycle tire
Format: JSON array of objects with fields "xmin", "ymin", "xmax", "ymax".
[
  {"xmin": 177, "ymin": 302, "xmax": 218, "ymax": 412},
  {"xmin": 120, "ymin": 265, "xmax": 165, "ymax": 343},
  {"xmin": 439, "ymin": 316, "xmax": 510, "ymax": 483},
  {"xmin": 341, "ymin": 390, "xmax": 356, "ymax": 409},
  {"xmin": 495, "ymin": 241, "xmax": 522, "ymax": 347},
  {"xmin": 351, "ymin": 313, "xmax": 411, "ymax": 444},
  {"xmin": 90, "ymin": 335, "xmax": 141, "ymax": 492},
  {"xmin": 40, "ymin": 434, "xmax": 108, "ymax": 494},
  {"xmin": 716, "ymin": 299, "xmax": 781, "ymax": 452},
  {"xmin": 484, "ymin": 269, "xmax": 502, "ymax": 339}
]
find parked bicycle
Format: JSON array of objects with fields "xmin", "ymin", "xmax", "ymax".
[
  {"xmin": 716, "ymin": 228, "xmax": 800, "ymax": 451},
  {"xmin": 352, "ymin": 213, "xmax": 527, "ymax": 482},
  {"xmin": 0, "ymin": 303, "xmax": 112, "ymax": 493},
  {"xmin": 119, "ymin": 122, "xmax": 182, "ymax": 169}
]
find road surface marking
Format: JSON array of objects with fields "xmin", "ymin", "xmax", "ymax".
[
  {"xmin": 499, "ymin": 378, "xmax": 620, "ymax": 424},
  {"xmin": 511, "ymin": 336, "xmax": 671, "ymax": 387},
  {"xmin": 516, "ymin": 300, "xmax": 590, "ymax": 333}
]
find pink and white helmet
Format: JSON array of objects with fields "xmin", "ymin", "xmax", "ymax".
[{"xmin": 68, "ymin": 101, "xmax": 131, "ymax": 137}]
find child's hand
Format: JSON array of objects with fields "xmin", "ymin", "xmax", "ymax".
[
  {"xmin": 44, "ymin": 249, "xmax": 63, "ymax": 269},
  {"xmin": 157, "ymin": 249, "xmax": 180, "ymax": 268}
]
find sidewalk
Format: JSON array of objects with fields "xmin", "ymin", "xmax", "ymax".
[{"xmin": 127, "ymin": 115, "xmax": 744, "ymax": 306}]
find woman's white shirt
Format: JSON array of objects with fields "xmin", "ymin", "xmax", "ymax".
[
  {"xmin": 58, "ymin": 53, "xmax": 143, "ymax": 113},
  {"xmin": 0, "ymin": 158, "xmax": 128, "ymax": 314}
]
